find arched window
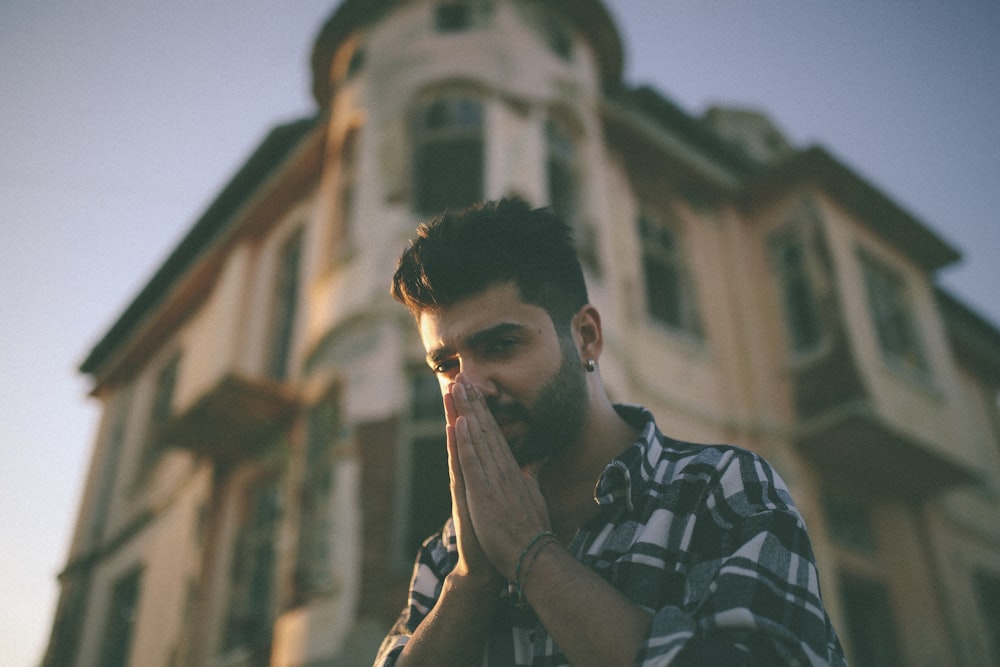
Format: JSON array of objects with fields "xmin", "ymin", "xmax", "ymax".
[
  {"xmin": 540, "ymin": 11, "xmax": 573, "ymax": 60},
  {"xmin": 330, "ymin": 128, "xmax": 359, "ymax": 261},
  {"xmin": 545, "ymin": 114, "xmax": 579, "ymax": 225},
  {"xmin": 434, "ymin": 0, "xmax": 493, "ymax": 33},
  {"xmin": 412, "ymin": 93, "xmax": 484, "ymax": 215},
  {"xmin": 267, "ymin": 228, "xmax": 303, "ymax": 381},
  {"xmin": 435, "ymin": 2, "xmax": 472, "ymax": 32}
]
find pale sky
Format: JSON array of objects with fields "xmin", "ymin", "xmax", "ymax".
[{"xmin": 2, "ymin": 1, "xmax": 997, "ymax": 664}]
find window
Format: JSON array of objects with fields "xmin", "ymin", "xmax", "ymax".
[
  {"xmin": 771, "ymin": 232, "xmax": 824, "ymax": 354},
  {"xmin": 295, "ymin": 393, "xmax": 340, "ymax": 600},
  {"xmin": 413, "ymin": 94, "xmax": 484, "ymax": 216},
  {"xmin": 406, "ymin": 371, "xmax": 451, "ymax": 558},
  {"xmin": 267, "ymin": 228, "xmax": 303, "ymax": 380},
  {"xmin": 860, "ymin": 252, "xmax": 927, "ymax": 375},
  {"xmin": 435, "ymin": 2, "xmax": 471, "ymax": 32},
  {"xmin": 434, "ymin": 1, "xmax": 491, "ymax": 32},
  {"xmin": 975, "ymin": 571, "xmax": 1000, "ymax": 663},
  {"xmin": 90, "ymin": 389, "xmax": 132, "ymax": 542},
  {"xmin": 538, "ymin": 10, "xmax": 573, "ymax": 60},
  {"xmin": 44, "ymin": 578, "xmax": 89, "ymax": 666},
  {"xmin": 139, "ymin": 353, "xmax": 180, "ymax": 475},
  {"xmin": 223, "ymin": 477, "xmax": 281, "ymax": 656},
  {"xmin": 839, "ymin": 575, "xmax": 903, "ymax": 667},
  {"xmin": 638, "ymin": 209, "xmax": 702, "ymax": 335},
  {"xmin": 822, "ymin": 493, "xmax": 876, "ymax": 553},
  {"xmin": 546, "ymin": 115, "xmax": 579, "ymax": 225},
  {"xmin": 331, "ymin": 129, "xmax": 359, "ymax": 261},
  {"xmin": 97, "ymin": 568, "xmax": 143, "ymax": 667},
  {"xmin": 346, "ymin": 47, "xmax": 365, "ymax": 79}
]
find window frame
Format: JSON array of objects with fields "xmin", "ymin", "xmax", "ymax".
[
  {"xmin": 329, "ymin": 127, "xmax": 360, "ymax": 264},
  {"xmin": 435, "ymin": 2, "xmax": 472, "ymax": 32},
  {"xmin": 295, "ymin": 389, "xmax": 342, "ymax": 601},
  {"xmin": 858, "ymin": 249, "xmax": 929, "ymax": 378},
  {"xmin": 636, "ymin": 206, "xmax": 703, "ymax": 338},
  {"xmin": 838, "ymin": 572, "xmax": 904, "ymax": 667},
  {"xmin": 137, "ymin": 351, "xmax": 181, "ymax": 479},
  {"xmin": 411, "ymin": 91, "xmax": 485, "ymax": 216},
  {"xmin": 221, "ymin": 473, "xmax": 282, "ymax": 656},
  {"xmin": 545, "ymin": 112, "xmax": 581, "ymax": 226},
  {"xmin": 395, "ymin": 368, "xmax": 451, "ymax": 570},
  {"xmin": 90, "ymin": 386, "xmax": 134, "ymax": 542},
  {"xmin": 769, "ymin": 228, "xmax": 825, "ymax": 357},
  {"xmin": 97, "ymin": 566, "xmax": 143, "ymax": 667},
  {"xmin": 267, "ymin": 227, "xmax": 304, "ymax": 381}
]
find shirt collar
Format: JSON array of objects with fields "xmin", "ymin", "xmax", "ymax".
[{"xmin": 593, "ymin": 405, "xmax": 660, "ymax": 512}]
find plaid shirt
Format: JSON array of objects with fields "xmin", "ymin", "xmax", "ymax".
[{"xmin": 375, "ymin": 405, "xmax": 847, "ymax": 666}]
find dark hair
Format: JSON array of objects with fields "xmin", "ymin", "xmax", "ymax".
[{"xmin": 391, "ymin": 199, "xmax": 589, "ymax": 334}]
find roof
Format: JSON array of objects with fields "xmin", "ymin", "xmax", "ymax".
[
  {"xmin": 605, "ymin": 85, "xmax": 962, "ymax": 274},
  {"xmin": 738, "ymin": 146, "xmax": 962, "ymax": 271},
  {"xmin": 606, "ymin": 84, "xmax": 761, "ymax": 179},
  {"xmin": 936, "ymin": 288, "xmax": 1000, "ymax": 385},
  {"xmin": 309, "ymin": 0, "xmax": 624, "ymax": 106},
  {"xmin": 80, "ymin": 116, "xmax": 320, "ymax": 377}
]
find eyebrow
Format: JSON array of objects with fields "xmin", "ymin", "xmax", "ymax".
[{"xmin": 425, "ymin": 321, "xmax": 528, "ymax": 367}]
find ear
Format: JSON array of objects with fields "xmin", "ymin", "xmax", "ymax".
[{"xmin": 573, "ymin": 304, "xmax": 603, "ymax": 362}]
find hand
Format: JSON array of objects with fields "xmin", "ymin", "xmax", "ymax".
[
  {"xmin": 444, "ymin": 409, "xmax": 501, "ymax": 588},
  {"xmin": 445, "ymin": 374, "xmax": 551, "ymax": 580}
]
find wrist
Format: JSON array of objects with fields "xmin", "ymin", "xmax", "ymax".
[
  {"xmin": 515, "ymin": 531, "xmax": 561, "ymax": 599},
  {"xmin": 446, "ymin": 567, "xmax": 504, "ymax": 599}
]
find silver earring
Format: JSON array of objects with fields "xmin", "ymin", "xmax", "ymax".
[{"xmin": 585, "ymin": 359, "xmax": 597, "ymax": 372}]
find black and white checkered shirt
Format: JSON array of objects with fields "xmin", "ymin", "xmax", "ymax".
[{"xmin": 375, "ymin": 405, "xmax": 847, "ymax": 666}]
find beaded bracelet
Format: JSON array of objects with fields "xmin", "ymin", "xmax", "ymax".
[
  {"xmin": 513, "ymin": 530, "xmax": 559, "ymax": 605},
  {"xmin": 518, "ymin": 538, "xmax": 558, "ymax": 594},
  {"xmin": 514, "ymin": 530, "xmax": 557, "ymax": 590}
]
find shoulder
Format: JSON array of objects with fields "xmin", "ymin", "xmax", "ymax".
[
  {"xmin": 615, "ymin": 406, "xmax": 795, "ymax": 517},
  {"xmin": 413, "ymin": 518, "xmax": 459, "ymax": 579},
  {"xmin": 634, "ymin": 420, "xmax": 794, "ymax": 516},
  {"xmin": 657, "ymin": 438, "xmax": 795, "ymax": 514}
]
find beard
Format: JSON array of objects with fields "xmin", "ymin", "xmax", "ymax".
[{"xmin": 486, "ymin": 338, "xmax": 589, "ymax": 467}]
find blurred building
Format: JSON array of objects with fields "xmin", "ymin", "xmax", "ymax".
[{"xmin": 44, "ymin": 1, "xmax": 1000, "ymax": 665}]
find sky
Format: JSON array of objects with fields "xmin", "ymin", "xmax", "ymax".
[{"xmin": 2, "ymin": 1, "xmax": 997, "ymax": 665}]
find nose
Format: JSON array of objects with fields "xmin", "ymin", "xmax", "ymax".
[{"xmin": 458, "ymin": 360, "xmax": 498, "ymax": 399}]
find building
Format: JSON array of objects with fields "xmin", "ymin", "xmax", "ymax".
[{"xmin": 44, "ymin": 1, "xmax": 1000, "ymax": 665}]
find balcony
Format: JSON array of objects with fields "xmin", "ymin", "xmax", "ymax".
[
  {"xmin": 163, "ymin": 374, "xmax": 299, "ymax": 465},
  {"xmin": 794, "ymin": 399, "xmax": 977, "ymax": 498},
  {"xmin": 790, "ymin": 335, "xmax": 868, "ymax": 420}
]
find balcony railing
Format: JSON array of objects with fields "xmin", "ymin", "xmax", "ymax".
[
  {"xmin": 794, "ymin": 399, "xmax": 976, "ymax": 497},
  {"xmin": 163, "ymin": 374, "xmax": 298, "ymax": 465}
]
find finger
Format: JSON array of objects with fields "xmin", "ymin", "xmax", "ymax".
[
  {"xmin": 447, "ymin": 423, "xmax": 472, "ymax": 521},
  {"xmin": 443, "ymin": 384, "xmax": 458, "ymax": 427},
  {"xmin": 458, "ymin": 379, "xmax": 519, "ymax": 471},
  {"xmin": 454, "ymin": 413, "xmax": 488, "ymax": 483},
  {"xmin": 451, "ymin": 384, "xmax": 510, "ymax": 483},
  {"xmin": 449, "ymin": 422, "xmax": 489, "ymax": 569}
]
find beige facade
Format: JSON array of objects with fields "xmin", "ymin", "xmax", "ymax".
[{"xmin": 45, "ymin": 2, "xmax": 1000, "ymax": 666}]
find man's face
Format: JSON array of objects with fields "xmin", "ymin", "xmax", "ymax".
[{"xmin": 418, "ymin": 282, "xmax": 588, "ymax": 466}]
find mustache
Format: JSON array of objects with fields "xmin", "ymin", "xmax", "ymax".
[{"xmin": 485, "ymin": 398, "xmax": 530, "ymax": 424}]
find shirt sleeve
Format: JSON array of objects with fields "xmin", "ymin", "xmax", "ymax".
[
  {"xmin": 372, "ymin": 524, "xmax": 456, "ymax": 667},
  {"xmin": 633, "ymin": 449, "xmax": 847, "ymax": 666}
]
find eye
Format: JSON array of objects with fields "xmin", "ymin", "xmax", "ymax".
[
  {"xmin": 432, "ymin": 358, "xmax": 459, "ymax": 376},
  {"xmin": 485, "ymin": 336, "xmax": 521, "ymax": 357}
]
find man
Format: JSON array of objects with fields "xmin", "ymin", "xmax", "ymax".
[{"xmin": 375, "ymin": 199, "xmax": 846, "ymax": 666}]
